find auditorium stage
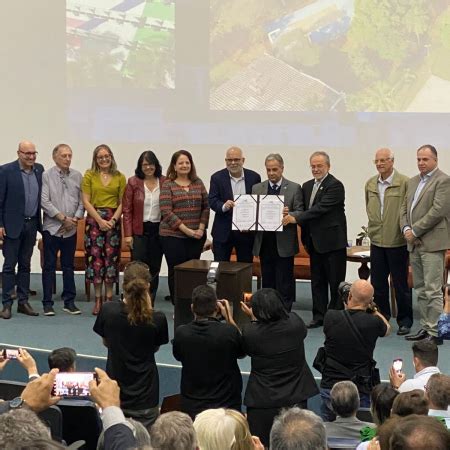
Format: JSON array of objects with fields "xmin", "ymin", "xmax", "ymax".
[{"xmin": 1, "ymin": 275, "xmax": 448, "ymax": 410}]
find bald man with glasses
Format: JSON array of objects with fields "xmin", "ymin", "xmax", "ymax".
[{"xmin": 0, "ymin": 140, "xmax": 44, "ymax": 319}]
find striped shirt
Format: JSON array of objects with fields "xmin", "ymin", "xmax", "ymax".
[{"xmin": 159, "ymin": 178, "xmax": 209, "ymax": 238}]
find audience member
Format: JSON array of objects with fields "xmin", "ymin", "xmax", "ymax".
[
  {"xmin": 389, "ymin": 340, "xmax": 440, "ymax": 392},
  {"xmin": 240, "ymin": 288, "xmax": 318, "ymax": 446},
  {"xmin": 48, "ymin": 347, "xmax": 77, "ymax": 372},
  {"xmin": 359, "ymin": 384, "xmax": 399, "ymax": 443},
  {"xmin": 319, "ymin": 279, "xmax": 390, "ymax": 421},
  {"xmin": 0, "ymin": 408, "xmax": 52, "ymax": 446},
  {"xmin": 226, "ymin": 409, "xmax": 264, "ymax": 450},
  {"xmin": 89, "ymin": 367, "xmax": 137, "ymax": 450},
  {"xmin": 96, "ymin": 417, "xmax": 151, "ymax": 450},
  {"xmin": 193, "ymin": 408, "xmax": 263, "ymax": 450},
  {"xmin": 17, "ymin": 347, "xmax": 40, "ymax": 380},
  {"xmin": 150, "ymin": 411, "xmax": 198, "ymax": 450},
  {"xmin": 41, "ymin": 143, "xmax": 84, "ymax": 316},
  {"xmin": 94, "ymin": 261, "xmax": 168, "ymax": 427},
  {"xmin": 438, "ymin": 285, "xmax": 450, "ymax": 339},
  {"xmin": 391, "ymin": 390, "xmax": 429, "ymax": 417},
  {"xmin": 325, "ymin": 381, "xmax": 374, "ymax": 440},
  {"xmin": 389, "ymin": 414, "xmax": 450, "ymax": 450},
  {"xmin": 122, "ymin": 150, "xmax": 165, "ymax": 304},
  {"xmin": 1, "ymin": 140, "xmax": 44, "ymax": 319},
  {"xmin": 425, "ymin": 373, "xmax": 450, "ymax": 420},
  {"xmin": 81, "ymin": 144, "xmax": 126, "ymax": 314},
  {"xmin": 173, "ymin": 284, "xmax": 245, "ymax": 419},
  {"xmin": 270, "ymin": 407, "xmax": 327, "ymax": 450}
]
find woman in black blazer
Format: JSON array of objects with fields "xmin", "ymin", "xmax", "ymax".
[{"xmin": 241, "ymin": 288, "xmax": 318, "ymax": 447}]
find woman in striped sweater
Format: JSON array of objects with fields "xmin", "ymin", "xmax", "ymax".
[{"xmin": 159, "ymin": 150, "xmax": 209, "ymax": 301}]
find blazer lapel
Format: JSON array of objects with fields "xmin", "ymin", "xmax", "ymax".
[{"xmin": 414, "ymin": 170, "xmax": 439, "ymax": 206}]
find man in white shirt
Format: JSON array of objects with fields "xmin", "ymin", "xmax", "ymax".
[
  {"xmin": 425, "ymin": 373, "xmax": 450, "ymax": 424},
  {"xmin": 389, "ymin": 340, "xmax": 440, "ymax": 393}
]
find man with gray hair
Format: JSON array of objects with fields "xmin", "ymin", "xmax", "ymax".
[
  {"xmin": 150, "ymin": 411, "xmax": 198, "ymax": 450},
  {"xmin": 296, "ymin": 151, "xmax": 347, "ymax": 328},
  {"xmin": 252, "ymin": 153, "xmax": 304, "ymax": 311},
  {"xmin": 365, "ymin": 147, "xmax": 412, "ymax": 335},
  {"xmin": 41, "ymin": 143, "xmax": 84, "ymax": 315},
  {"xmin": 270, "ymin": 407, "xmax": 327, "ymax": 450},
  {"xmin": 325, "ymin": 381, "xmax": 374, "ymax": 440}
]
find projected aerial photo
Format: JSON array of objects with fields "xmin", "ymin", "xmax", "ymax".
[
  {"xmin": 67, "ymin": 0, "xmax": 175, "ymax": 89},
  {"xmin": 210, "ymin": 0, "xmax": 450, "ymax": 112}
]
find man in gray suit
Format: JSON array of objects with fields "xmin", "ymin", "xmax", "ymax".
[
  {"xmin": 400, "ymin": 144, "xmax": 450, "ymax": 345},
  {"xmin": 252, "ymin": 153, "xmax": 304, "ymax": 311}
]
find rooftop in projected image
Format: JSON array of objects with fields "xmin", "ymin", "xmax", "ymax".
[{"xmin": 210, "ymin": 54, "xmax": 345, "ymax": 111}]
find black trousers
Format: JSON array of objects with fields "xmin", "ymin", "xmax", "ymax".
[
  {"xmin": 212, "ymin": 230, "xmax": 254, "ymax": 263},
  {"xmin": 247, "ymin": 400, "xmax": 307, "ymax": 448},
  {"xmin": 260, "ymin": 254, "xmax": 295, "ymax": 311},
  {"xmin": 161, "ymin": 235, "xmax": 205, "ymax": 300},
  {"xmin": 131, "ymin": 222, "xmax": 163, "ymax": 301},
  {"xmin": 370, "ymin": 244, "xmax": 413, "ymax": 327},
  {"xmin": 2, "ymin": 217, "xmax": 38, "ymax": 306},
  {"xmin": 309, "ymin": 244, "xmax": 347, "ymax": 321}
]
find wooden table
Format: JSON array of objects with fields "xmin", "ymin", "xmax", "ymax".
[{"xmin": 346, "ymin": 246, "xmax": 371, "ymax": 280}]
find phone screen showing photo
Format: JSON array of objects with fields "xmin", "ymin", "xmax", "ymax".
[
  {"xmin": 53, "ymin": 372, "xmax": 96, "ymax": 397},
  {"xmin": 4, "ymin": 349, "xmax": 19, "ymax": 359},
  {"xmin": 393, "ymin": 359, "xmax": 403, "ymax": 373}
]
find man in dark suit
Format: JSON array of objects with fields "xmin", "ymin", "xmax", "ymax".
[
  {"xmin": 253, "ymin": 153, "xmax": 304, "ymax": 311},
  {"xmin": 297, "ymin": 151, "xmax": 347, "ymax": 328},
  {"xmin": 209, "ymin": 146, "xmax": 261, "ymax": 262},
  {"xmin": 0, "ymin": 140, "xmax": 44, "ymax": 319}
]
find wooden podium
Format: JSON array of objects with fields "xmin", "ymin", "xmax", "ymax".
[{"xmin": 174, "ymin": 260, "xmax": 253, "ymax": 330}]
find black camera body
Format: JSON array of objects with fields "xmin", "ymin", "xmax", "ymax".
[{"xmin": 338, "ymin": 281, "xmax": 352, "ymax": 304}]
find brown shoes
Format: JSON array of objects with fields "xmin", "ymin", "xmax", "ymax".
[
  {"xmin": 1, "ymin": 305, "xmax": 12, "ymax": 319},
  {"xmin": 17, "ymin": 302, "xmax": 39, "ymax": 316}
]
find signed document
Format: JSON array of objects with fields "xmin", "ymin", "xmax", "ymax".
[
  {"xmin": 232, "ymin": 195, "xmax": 258, "ymax": 231},
  {"xmin": 258, "ymin": 195, "xmax": 284, "ymax": 231}
]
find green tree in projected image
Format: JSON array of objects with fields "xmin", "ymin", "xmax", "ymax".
[
  {"xmin": 210, "ymin": 0, "xmax": 450, "ymax": 112},
  {"xmin": 344, "ymin": 0, "xmax": 433, "ymax": 111}
]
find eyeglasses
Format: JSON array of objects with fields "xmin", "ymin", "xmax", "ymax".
[
  {"xmin": 97, "ymin": 155, "xmax": 111, "ymax": 161},
  {"xmin": 310, "ymin": 164, "xmax": 325, "ymax": 169},
  {"xmin": 373, "ymin": 158, "xmax": 392, "ymax": 164},
  {"xmin": 19, "ymin": 151, "xmax": 38, "ymax": 157},
  {"xmin": 225, "ymin": 158, "xmax": 242, "ymax": 163},
  {"xmin": 142, "ymin": 164, "xmax": 155, "ymax": 169}
]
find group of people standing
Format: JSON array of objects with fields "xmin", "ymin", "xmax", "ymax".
[{"xmin": 0, "ymin": 141, "xmax": 449, "ymax": 347}]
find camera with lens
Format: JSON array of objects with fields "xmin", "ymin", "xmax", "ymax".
[{"xmin": 338, "ymin": 281, "xmax": 352, "ymax": 305}]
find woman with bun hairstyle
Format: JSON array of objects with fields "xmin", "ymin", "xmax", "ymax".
[{"xmin": 93, "ymin": 261, "xmax": 169, "ymax": 427}]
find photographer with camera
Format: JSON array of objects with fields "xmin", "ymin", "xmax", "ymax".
[
  {"xmin": 173, "ymin": 284, "xmax": 245, "ymax": 419},
  {"xmin": 317, "ymin": 279, "xmax": 390, "ymax": 421}
]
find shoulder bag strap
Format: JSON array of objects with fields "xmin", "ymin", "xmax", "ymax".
[{"xmin": 342, "ymin": 310, "xmax": 374, "ymax": 363}]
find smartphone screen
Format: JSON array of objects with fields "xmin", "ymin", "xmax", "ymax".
[
  {"xmin": 242, "ymin": 292, "xmax": 253, "ymax": 305},
  {"xmin": 52, "ymin": 372, "xmax": 97, "ymax": 398},
  {"xmin": 2, "ymin": 349, "xmax": 19, "ymax": 359},
  {"xmin": 393, "ymin": 358, "xmax": 403, "ymax": 373}
]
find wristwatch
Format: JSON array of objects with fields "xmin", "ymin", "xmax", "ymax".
[{"xmin": 9, "ymin": 397, "xmax": 26, "ymax": 409}]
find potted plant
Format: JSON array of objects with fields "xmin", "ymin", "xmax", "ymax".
[{"xmin": 356, "ymin": 225, "xmax": 370, "ymax": 246}]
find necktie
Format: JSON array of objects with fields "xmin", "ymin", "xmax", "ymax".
[{"xmin": 309, "ymin": 181, "xmax": 320, "ymax": 208}]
